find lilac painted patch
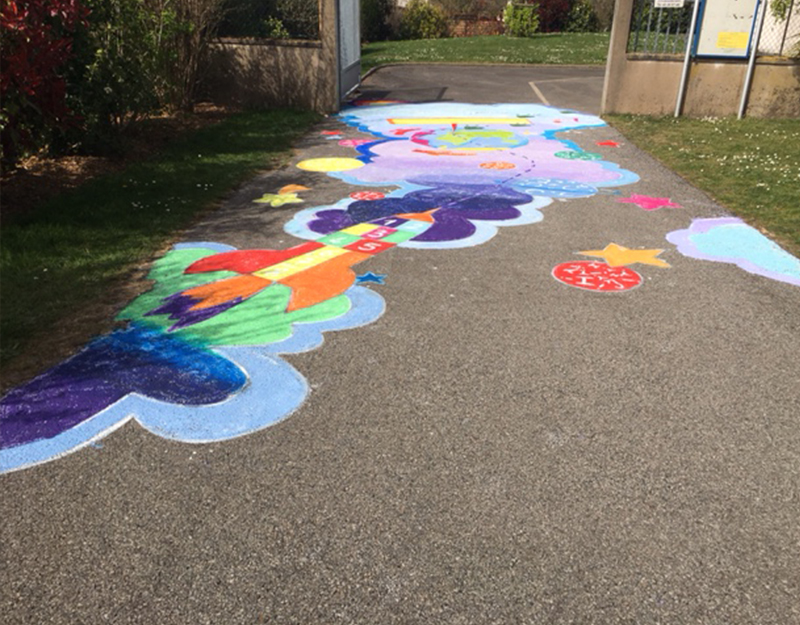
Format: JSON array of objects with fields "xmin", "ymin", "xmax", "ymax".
[
  {"xmin": 0, "ymin": 324, "xmax": 246, "ymax": 450},
  {"xmin": 307, "ymin": 183, "xmax": 532, "ymax": 243}
]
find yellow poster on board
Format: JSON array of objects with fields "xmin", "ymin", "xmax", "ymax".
[{"xmin": 717, "ymin": 31, "xmax": 749, "ymax": 49}]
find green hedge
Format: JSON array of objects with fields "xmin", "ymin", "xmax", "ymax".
[
  {"xmin": 400, "ymin": 0, "xmax": 449, "ymax": 39},
  {"xmin": 503, "ymin": 2, "xmax": 540, "ymax": 37}
]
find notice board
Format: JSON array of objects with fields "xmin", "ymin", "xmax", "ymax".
[{"xmin": 695, "ymin": 0, "xmax": 760, "ymax": 57}]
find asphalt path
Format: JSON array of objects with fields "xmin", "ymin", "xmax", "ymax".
[
  {"xmin": 360, "ymin": 64, "xmax": 606, "ymax": 112},
  {"xmin": 2, "ymin": 65, "xmax": 799, "ymax": 624}
]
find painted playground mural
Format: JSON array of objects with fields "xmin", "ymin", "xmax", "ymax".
[{"xmin": 2, "ymin": 102, "xmax": 799, "ymax": 473}]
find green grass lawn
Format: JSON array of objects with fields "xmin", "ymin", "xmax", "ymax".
[
  {"xmin": 607, "ymin": 115, "xmax": 800, "ymax": 257},
  {"xmin": 0, "ymin": 109, "xmax": 320, "ymax": 369},
  {"xmin": 361, "ymin": 33, "xmax": 611, "ymax": 71}
]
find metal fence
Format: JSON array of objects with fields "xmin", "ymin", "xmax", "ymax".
[
  {"xmin": 217, "ymin": 0, "xmax": 320, "ymax": 40},
  {"xmin": 758, "ymin": 0, "xmax": 800, "ymax": 56},
  {"xmin": 627, "ymin": 0, "xmax": 694, "ymax": 54},
  {"xmin": 627, "ymin": 0, "xmax": 800, "ymax": 57}
]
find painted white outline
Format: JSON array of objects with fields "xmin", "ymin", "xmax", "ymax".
[{"xmin": 528, "ymin": 81, "xmax": 550, "ymax": 106}]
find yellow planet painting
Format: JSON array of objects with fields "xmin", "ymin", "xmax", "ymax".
[{"xmin": 297, "ymin": 157, "xmax": 365, "ymax": 173}]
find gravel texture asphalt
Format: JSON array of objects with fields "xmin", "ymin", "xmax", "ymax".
[{"xmin": 2, "ymin": 65, "xmax": 799, "ymax": 624}]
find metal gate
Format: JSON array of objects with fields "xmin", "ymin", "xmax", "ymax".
[{"xmin": 337, "ymin": 0, "xmax": 361, "ymax": 102}]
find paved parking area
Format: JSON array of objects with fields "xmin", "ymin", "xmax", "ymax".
[{"xmin": 360, "ymin": 64, "xmax": 606, "ymax": 112}]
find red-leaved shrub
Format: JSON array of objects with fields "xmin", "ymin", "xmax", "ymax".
[
  {"xmin": 536, "ymin": 0, "xmax": 571, "ymax": 32},
  {"xmin": 1, "ymin": 0, "xmax": 88, "ymax": 165}
]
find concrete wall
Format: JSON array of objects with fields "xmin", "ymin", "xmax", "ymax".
[
  {"xmin": 602, "ymin": 0, "xmax": 800, "ymax": 118},
  {"xmin": 201, "ymin": 0, "xmax": 341, "ymax": 113}
]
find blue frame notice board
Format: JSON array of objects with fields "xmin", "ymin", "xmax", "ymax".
[{"xmin": 694, "ymin": 0, "xmax": 760, "ymax": 58}]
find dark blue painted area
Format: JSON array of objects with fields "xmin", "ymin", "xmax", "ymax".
[
  {"xmin": 147, "ymin": 292, "xmax": 245, "ymax": 331},
  {"xmin": 308, "ymin": 183, "xmax": 533, "ymax": 243},
  {"xmin": 348, "ymin": 196, "xmax": 432, "ymax": 223},
  {"xmin": 354, "ymin": 138, "xmax": 397, "ymax": 164},
  {"xmin": 0, "ymin": 324, "xmax": 246, "ymax": 449}
]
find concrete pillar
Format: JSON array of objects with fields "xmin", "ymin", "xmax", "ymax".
[
  {"xmin": 320, "ymin": 0, "xmax": 342, "ymax": 113},
  {"xmin": 601, "ymin": 0, "xmax": 635, "ymax": 114}
]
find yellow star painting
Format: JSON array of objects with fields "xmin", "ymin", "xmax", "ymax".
[
  {"xmin": 254, "ymin": 184, "xmax": 311, "ymax": 207},
  {"xmin": 578, "ymin": 243, "xmax": 670, "ymax": 268}
]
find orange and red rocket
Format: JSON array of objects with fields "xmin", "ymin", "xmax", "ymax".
[{"xmin": 147, "ymin": 209, "xmax": 439, "ymax": 330}]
